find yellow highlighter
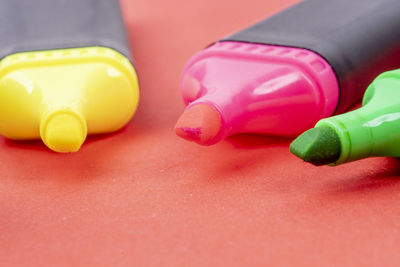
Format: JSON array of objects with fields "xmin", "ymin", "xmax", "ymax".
[{"xmin": 0, "ymin": 0, "xmax": 139, "ymax": 153}]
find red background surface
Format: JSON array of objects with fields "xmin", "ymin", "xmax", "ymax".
[{"xmin": 2, "ymin": 0, "xmax": 400, "ymax": 266}]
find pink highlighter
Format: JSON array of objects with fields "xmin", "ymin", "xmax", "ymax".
[{"xmin": 175, "ymin": 0, "xmax": 400, "ymax": 145}]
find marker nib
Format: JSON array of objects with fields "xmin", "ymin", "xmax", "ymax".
[
  {"xmin": 175, "ymin": 104, "xmax": 222, "ymax": 145},
  {"xmin": 41, "ymin": 113, "xmax": 87, "ymax": 153},
  {"xmin": 290, "ymin": 126, "xmax": 341, "ymax": 166}
]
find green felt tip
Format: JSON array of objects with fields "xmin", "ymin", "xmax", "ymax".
[{"xmin": 290, "ymin": 126, "xmax": 341, "ymax": 166}]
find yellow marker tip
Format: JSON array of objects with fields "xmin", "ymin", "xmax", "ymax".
[{"xmin": 41, "ymin": 112, "xmax": 87, "ymax": 153}]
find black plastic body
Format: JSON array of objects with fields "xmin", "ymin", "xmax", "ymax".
[
  {"xmin": 222, "ymin": 0, "xmax": 400, "ymax": 114},
  {"xmin": 0, "ymin": 0, "xmax": 131, "ymax": 60}
]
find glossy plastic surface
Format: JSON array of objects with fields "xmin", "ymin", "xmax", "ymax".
[
  {"xmin": 0, "ymin": 47, "xmax": 139, "ymax": 153},
  {"xmin": 180, "ymin": 41, "xmax": 339, "ymax": 142},
  {"xmin": 317, "ymin": 69, "xmax": 400, "ymax": 165}
]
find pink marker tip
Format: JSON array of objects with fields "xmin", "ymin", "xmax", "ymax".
[{"xmin": 175, "ymin": 104, "xmax": 222, "ymax": 145}]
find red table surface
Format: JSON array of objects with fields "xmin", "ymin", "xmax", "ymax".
[{"xmin": 1, "ymin": 0, "xmax": 400, "ymax": 266}]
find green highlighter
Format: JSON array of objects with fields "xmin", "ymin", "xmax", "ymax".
[{"xmin": 290, "ymin": 69, "xmax": 400, "ymax": 166}]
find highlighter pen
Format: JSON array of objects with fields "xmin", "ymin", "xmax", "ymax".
[
  {"xmin": 175, "ymin": 0, "xmax": 400, "ymax": 145},
  {"xmin": 290, "ymin": 69, "xmax": 400, "ymax": 166},
  {"xmin": 0, "ymin": 0, "xmax": 139, "ymax": 153}
]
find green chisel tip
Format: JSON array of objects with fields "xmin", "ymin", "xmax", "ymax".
[{"xmin": 290, "ymin": 126, "xmax": 341, "ymax": 166}]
